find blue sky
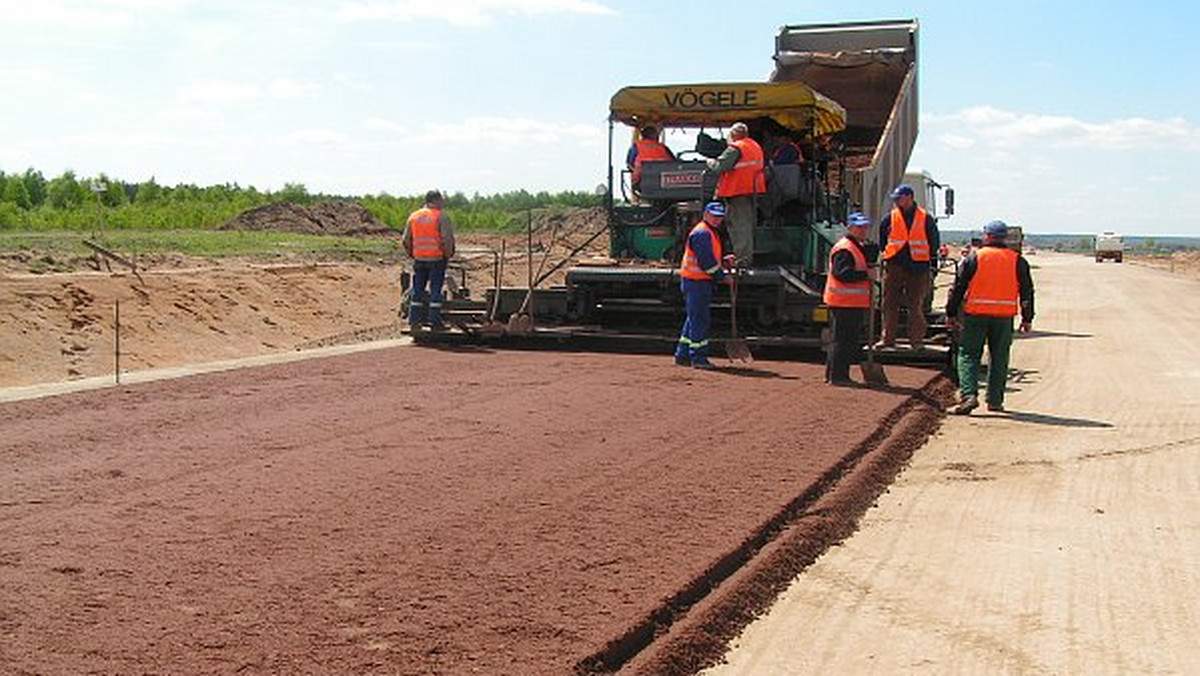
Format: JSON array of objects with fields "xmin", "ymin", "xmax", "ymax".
[{"xmin": 1, "ymin": 0, "xmax": 1197, "ymax": 236}]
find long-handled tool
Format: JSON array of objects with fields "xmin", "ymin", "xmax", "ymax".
[
  {"xmin": 860, "ymin": 270, "xmax": 889, "ymax": 386},
  {"xmin": 479, "ymin": 240, "xmax": 507, "ymax": 336},
  {"xmin": 507, "ymin": 214, "xmax": 559, "ymax": 335},
  {"xmin": 725, "ymin": 270, "xmax": 753, "ymax": 363}
]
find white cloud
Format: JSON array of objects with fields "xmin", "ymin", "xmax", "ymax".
[
  {"xmin": 59, "ymin": 131, "xmax": 211, "ymax": 152},
  {"xmin": 916, "ymin": 105, "xmax": 1200, "ymax": 235},
  {"xmin": 173, "ymin": 77, "xmax": 317, "ymax": 105},
  {"xmin": 176, "ymin": 81, "xmax": 261, "ymax": 105},
  {"xmin": 0, "ymin": 66, "xmax": 58, "ymax": 91},
  {"xmin": 932, "ymin": 105, "xmax": 1200, "ymax": 151},
  {"xmin": 335, "ymin": 0, "xmax": 618, "ymax": 27},
  {"xmin": 0, "ymin": 0, "xmax": 182, "ymax": 26},
  {"xmin": 938, "ymin": 133, "xmax": 975, "ymax": 150},
  {"xmin": 333, "ymin": 73, "xmax": 375, "ymax": 91},
  {"xmin": 364, "ymin": 117, "xmax": 409, "ymax": 135},
  {"xmin": 414, "ymin": 116, "xmax": 603, "ymax": 146},
  {"xmin": 267, "ymin": 78, "xmax": 320, "ymax": 100},
  {"xmin": 279, "ymin": 129, "xmax": 351, "ymax": 145}
]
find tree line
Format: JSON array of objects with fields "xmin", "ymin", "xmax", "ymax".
[{"xmin": 0, "ymin": 168, "xmax": 601, "ymax": 231}]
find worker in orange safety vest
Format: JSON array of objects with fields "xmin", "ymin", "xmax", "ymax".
[
  {"xmin": 945, "ymin": 220, "xmax": 1035, "ymax": 414},
  {"xmin": 401, "ymin": 190, "xmax": 457, "ymax": 331},
  {"xmin": 626, "ymin": 125, "xmax": 675, "ymax": 194},
  {"xmin": 823, "ymin": 212, "xmax": 878, "ymax": 385},
  {"xmin": 675, "ymin": 202, "xmax": 733, "ymax": 370},
  {"xmin": 877, "ymin": 183, "xmax": 941, "ymax": 350},
  {"xmin": 706, "ymin": 122, "xmax": 766, "ymax": 265}
]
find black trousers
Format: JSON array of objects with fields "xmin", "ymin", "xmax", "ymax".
[{"xmin": 826, "ymin": 307, "xmax": 866, "ymax": 383}]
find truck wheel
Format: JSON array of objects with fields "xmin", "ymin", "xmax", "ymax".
[{"xmin": 1095, "ymin": 255, "xmax": 1102, "ymax": 263}]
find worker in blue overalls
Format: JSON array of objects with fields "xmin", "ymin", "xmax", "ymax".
[{"xmin": 675, "ymin": 202, "xmax": 732, "ymax": 369}]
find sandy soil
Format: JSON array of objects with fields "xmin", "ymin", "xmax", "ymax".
[
  {"xmin": 0, "ymin": 216, "xmax": 606, "ymax": 389},
  {"xmin": 0, "ymin": 345, "xmax": 945, "ymax": 675},
  {"xmin": 0, "ymin": 260, "xmax": 408, "ymax": 388},
  {"xmin": 1127, "ymin": 249, "xmax": 1200, "ymax": 281},
  {"xmin": 704, "ymin": 252, "xmax": 1200, "ymax": 675}
]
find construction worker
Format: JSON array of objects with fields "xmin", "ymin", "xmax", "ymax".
[
  {"xmin": 626, "ymin": 124, "xmax": 674, "ymax": 194},
  {"xmin": 877, "ymin": 183, "xmax": 941, "ymax": 350},
  {"xmin": 401, "ymin": 190, "xmax": 456, "ymax": 331},
  {"xmin": 706, "ymin": 122, "xmax": 766, "ymax": 265},
  {"xmin": 765, "ymin": 127, "xmax": 804, "ymax": 166},
  {"xmin": 945, "ymin": 220, "xmax": 1035, "ymax": 414},
  {"xmin": 823, "ymin": 212, "xmax": 876, "ymax": 385},
  {"xmin": 675, "ymin": 202, "xmax": 731, "ymax": 370}
]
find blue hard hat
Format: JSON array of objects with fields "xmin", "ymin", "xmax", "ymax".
[
  {"xmin": 847, "ymin": 212, "xmax": 871, "ymax": 227},
  {"xmin": 983, "ymin": 219, "xmax": 1008, "ymax": 237},
  {"xmin": 704, "ymin": 202, "xmax": 726, "ymax": 217},
  {"xmin": 890, "ymin": 184, "xmax": 915, "ymax": 199}
]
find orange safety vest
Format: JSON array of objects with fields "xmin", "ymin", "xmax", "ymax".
[
  {"xmin": 631, "ymin": 139, "xmax": 673, "ymax": 185},
  {"xmin": 408, "ymin": 207, "xmax": 444, "ymax": 260},
  {"xmin": 771, "ymin": 140, "xmax": 804, "ymax": 164},
  {"xmin": 679, "ymin": 221, "xmax": 723, "ymax": 281},
  {"xmin": 883, "ymin": 207, "xmax": 931, "ymax": 262},
  {"xmin": 823, "ymin": 237, "xmax": 871, "ymax": 308},
  {"xmin": 715, "ymin": 137, "xmax": 767, "ymax": 198},
  {"xmin": 964, "ymin": 247, "xmax": 1021, "ymax": 317}
]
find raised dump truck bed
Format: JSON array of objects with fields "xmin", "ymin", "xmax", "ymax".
[{"xmin": 772, "ymin": 18, "xmax": 919, "ymax": 224}]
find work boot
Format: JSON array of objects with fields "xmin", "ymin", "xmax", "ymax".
[
  {"xmin": 948, "ymin": 394, "xmax": 979, "ymax": 415},
  {"xmin": 987, "ymin": 402, "xmax": 1006, "ymax": 412},
  {"xmin": 674, "ymin": 355, "xmax": 691, "ymax": 367},
  {"xmin": 692, "ymin": 360, "xmax": 716, "ymax": 371},
  {"xmin": 408, "ymin": 307, "xmax": 426, "ymax": 329}
]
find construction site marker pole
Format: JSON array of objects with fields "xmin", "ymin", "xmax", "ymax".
[{"xmin": 114, "ymin": 299, "xmax": 121, "ymax": 385}]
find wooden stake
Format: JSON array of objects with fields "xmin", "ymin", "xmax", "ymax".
[{"xmin": 115, "ymin": 299, "xmax": 121, "ymax": 385}]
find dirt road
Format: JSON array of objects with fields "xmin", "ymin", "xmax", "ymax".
[{"xmin": 705, "ymin": 252, "xmax": 1200, "ymax": 675}]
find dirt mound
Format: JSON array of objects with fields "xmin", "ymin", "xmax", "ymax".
[
  {"xmin": 526, "ymin": 205, "xmax": 606, "ymax": 236},
  {"xmin": 220, "ymin": 200, "xmax": 392, "ymax": 237}
]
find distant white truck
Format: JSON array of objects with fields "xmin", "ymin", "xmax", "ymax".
[{"xmin": 1095, "ymin": 231, "xmax": 1124, "ymax": 263}]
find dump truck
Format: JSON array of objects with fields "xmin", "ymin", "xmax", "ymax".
[
  {"xmin": 411, "ymin": 18, "xmax": 949, "ymax": 360},
  {"xmin": 1095, "ymin": 231, "xmax": 1124, "ymax": 262}
]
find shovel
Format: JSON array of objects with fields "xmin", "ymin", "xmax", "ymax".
[
  {"xmin": 479, "ymin": 240, "xmax": 507, "ymax": 336},
  {"xmin": 860, "ymin": 271, "xmax": 889, "ymax": 386},
  {"xmin": 725, "ymin": 271, "xmax": 753, "ymax": 363},
  {"xmin": 506, "ymin": 216, "xmax": 559, "ymax": 336}
]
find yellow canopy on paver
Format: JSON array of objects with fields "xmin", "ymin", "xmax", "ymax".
[{"xmin": 610, "ymin": 81, "xmax": 846, "ymax": 137}]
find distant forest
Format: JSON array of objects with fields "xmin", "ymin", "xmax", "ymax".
[{"xmin": 0, "ymin": 167, "xmax": 601, "ymax": 232}]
